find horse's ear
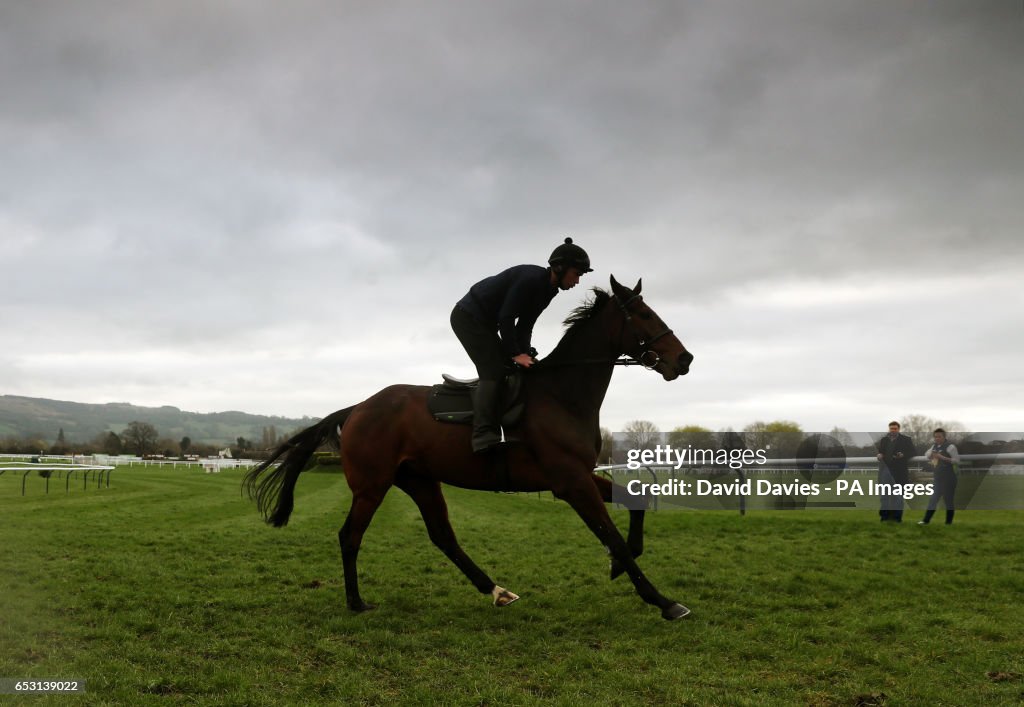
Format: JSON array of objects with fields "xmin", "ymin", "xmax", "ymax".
[
  {"xmin": 610, "ymin": 274, "xmax": 623, "ymax": 293},
  {"xmin": 633, "ymin": 278, "xmax": 642, "ymax": 294}
]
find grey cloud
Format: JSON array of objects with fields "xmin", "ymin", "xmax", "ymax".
[{"xmin": 1, "ymin": 1, "xmax": 1021, "ymax": 429}]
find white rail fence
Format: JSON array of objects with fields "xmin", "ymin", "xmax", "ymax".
[{"xmin": 1, "ymin": 454, "xmax": 263, "ymax": 495}]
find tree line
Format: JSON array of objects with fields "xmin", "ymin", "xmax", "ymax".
[
  {"xmin": 3, "ymin": 412, "xmax": 1003, "ymax": 463},
  {"xmin": 598, "ymin": 414, "xmax": 978, "ymax": 466},
  {"xmin": 0, "ymin": 422, "xmax": 293, "ymax": 459}
]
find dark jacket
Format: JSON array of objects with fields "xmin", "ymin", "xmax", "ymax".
[
  {"xmin": 879, "ymin": 433, "xmax": 916, "ymax": 474},
  {"xmin": 456, "ymin": 264, "xmax": 557, "ymax": 357}
]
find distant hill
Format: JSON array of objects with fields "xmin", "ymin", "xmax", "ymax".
[{"xmin": 0, "ymin": 395, "xmax": 318, "ymax": 446}]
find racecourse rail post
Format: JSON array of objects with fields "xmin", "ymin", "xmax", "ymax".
[
  {"xmin": 642, "ymin": 465, "xmax": 660, "ymax": 511},
  {"xmin": 595, "ymin": 469, "xmax": 616, "ymax": 508}
]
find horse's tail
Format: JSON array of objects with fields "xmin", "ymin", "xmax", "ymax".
[{"xmin": 243, "ymin": 406, "xmax": 356, "ymax": 527}]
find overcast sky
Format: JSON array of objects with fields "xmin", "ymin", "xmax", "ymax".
[{"xmin": 2, "ymin": 1, "xmax": 1022, "ymax": 435}]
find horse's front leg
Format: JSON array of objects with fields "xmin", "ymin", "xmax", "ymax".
[
  {"xmin": 591, "ymin": 474, "xmax": 646, "ymax": 580},
  {"xmin": 556, "ymin": 473, "xmax": 688, "ymax": 620}
]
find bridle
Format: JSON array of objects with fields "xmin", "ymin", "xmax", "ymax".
[
  {"xmin": 612, "ymin": 292, "xmax": 674, "ymax": 369},
  {"xmin": 527, "ymin": 291, "xmax": 676, "ymax": 371}
]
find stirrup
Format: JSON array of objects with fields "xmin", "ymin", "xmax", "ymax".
[{"xmin": 472, "ymin": 430, "xmax": 503, "ymax": 453}]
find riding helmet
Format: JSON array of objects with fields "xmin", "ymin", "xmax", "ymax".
[{"xmin": 548, "ymin": 237, "xmax": 592, "ymax": 273}]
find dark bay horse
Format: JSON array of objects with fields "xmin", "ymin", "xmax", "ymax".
[{"xmin": 244, "ymin": 275, "xmax": 695, "ymax": 620}]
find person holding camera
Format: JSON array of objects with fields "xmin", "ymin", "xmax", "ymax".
[{"xmin": 876, "ymin": 420, "xmax": 916, "ymax": 522}]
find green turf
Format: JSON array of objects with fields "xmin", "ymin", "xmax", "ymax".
[{"xmin": 2, "ymin": 467, "xmax": 1022, "ymax": 705}]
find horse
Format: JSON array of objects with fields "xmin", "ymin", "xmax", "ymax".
[{"xmin": 244, "ymin": 274, "xmax": 695, "ymax": 620}]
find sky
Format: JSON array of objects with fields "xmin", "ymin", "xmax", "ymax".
[{"xmin": 2, "ymin": 1, "xmax": 1022, "ymax": 435}]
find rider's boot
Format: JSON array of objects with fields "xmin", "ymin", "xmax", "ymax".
[{"xmin": 471, "ymin": 379, "xmax": 503, "ymax": 453}]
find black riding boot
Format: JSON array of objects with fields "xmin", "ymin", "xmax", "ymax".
[
  {"xmin": 471, "ymin": 379, "xmax": 503, "ymax": 453},
  {"xmin": 945, "ymin": 509, "xmax": 955, "ymax": 525}
]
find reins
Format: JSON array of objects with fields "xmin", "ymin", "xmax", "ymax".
[{"xmin": 531, "ymin": 356, "xmax": 646, "ymax": 370}]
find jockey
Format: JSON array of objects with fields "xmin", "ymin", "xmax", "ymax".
[{"xmin": 450, "ymin": 237, "xmax": 592, "ymax": 452}]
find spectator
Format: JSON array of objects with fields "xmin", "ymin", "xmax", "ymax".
[
  {"xmin": 919, "ymin": 428, "xmax": 960, "ymax": 525},
  {"xmin": 876, "ymin": 420, "xmax": 915, "ymax": 522}
]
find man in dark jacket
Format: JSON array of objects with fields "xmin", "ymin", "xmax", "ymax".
[
  {"xmin": 451, "ymin": 237, "xmax": 592, "ymax": 452},
  {"xmin": 876, "ymin": 420, "xmax": 916, "ymax": 522}
]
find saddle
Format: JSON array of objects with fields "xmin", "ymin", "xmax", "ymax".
[{"xmin": 428, "ymin": 371, "xmax": 525, "ymax": 426}]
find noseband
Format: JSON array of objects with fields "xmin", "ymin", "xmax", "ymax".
[{"xmin": 612, "ymin": 293, "xmax": 673, "ymax": 369}]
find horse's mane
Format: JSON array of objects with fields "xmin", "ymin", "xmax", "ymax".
[
  {"xmin": 562, "ymin": 288, "xmax": 610, "ymax": 332},
  {"xmin": 540, "ymin": 287, "xmax": 612, "ymax": 366}
]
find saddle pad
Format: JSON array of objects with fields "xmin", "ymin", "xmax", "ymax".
[
  {"xmin": 427, "ymin": 381, "xmax": 525, "ymax": 427},
  {"xmin": 427, "ymin": 385, "xmax": 475, "ymax": 423}
]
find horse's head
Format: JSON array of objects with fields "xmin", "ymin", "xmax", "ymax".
[{"xmin": 609, "ymin": 275, "xmax": 694, "ymax": 380}]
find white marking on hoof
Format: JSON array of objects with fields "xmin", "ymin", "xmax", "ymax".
[{"xmin": 492, "ymin": 585, "xmax": 520, "ymax": 607}]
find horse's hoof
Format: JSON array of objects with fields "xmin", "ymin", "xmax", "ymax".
[
  {"xmin": 492, "ymin": 585, "xmax": 520, "ymax": 607},
  {"xmin": 662, "ymin": 602, "xmax": 690, "ymax": 620},
  {"xmin": 349, "ymin": 601, "xmax": 377, "ymax": 613},
  {"xmin": 610, "ymin": 559, "xmax": 625, "ymax": 580}
]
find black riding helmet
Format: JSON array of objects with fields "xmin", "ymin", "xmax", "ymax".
[{"xmin": 548, "ymin": 237, "xmax": 593, "ymax": 273}]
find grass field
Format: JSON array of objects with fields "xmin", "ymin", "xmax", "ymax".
[{"xmin": 2, "ymin": 466, "xmax": 1023, "ymax": 705}]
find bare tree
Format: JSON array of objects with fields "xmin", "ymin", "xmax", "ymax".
[
  {"xmin": 901, "ymin": 414, "xmax": 969, "ymax": 449},
  {"xmin": 623, "ymin": 420, "xmax": 661, "ymax": 451},
  {"xmin": 939, "ymin": 420, "xmax": 970, "ymax": 445},
  {"xmin": 122, "ymin": 421, "xmax": 159, "ymax": 456},
  {"xmin": 900, "ymin": 414, "xmax": 937, "ymax": 450}
]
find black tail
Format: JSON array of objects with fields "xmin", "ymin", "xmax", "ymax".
[{"xmin": 243, "ymin": 406, "xmax": 355, "ymax": 527}]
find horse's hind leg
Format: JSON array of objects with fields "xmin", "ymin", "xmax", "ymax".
[
  {"xmin": 339, "ymin": 491, "xmax": 387, "ymax": 612},
  {"xmin": 592, "ymin": 475, "xmax": 645, "ymax": 580},
  {"xmin": 394, "ymin": 472, "xmax": 517, "ymax": 607}
]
